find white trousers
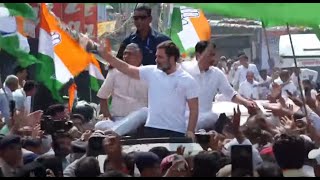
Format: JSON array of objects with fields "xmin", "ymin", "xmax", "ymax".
[
  {"xmin": 94, "ymin": 107, "xmax": 148, "ymax": 136},
  {"xmin": 185, "ymin": 110, "xmax": 220, "ymax": 131}
]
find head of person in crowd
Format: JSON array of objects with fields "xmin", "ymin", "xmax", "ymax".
[
  {"xmin": 292, "ymin": 67, "xmax": 301, "ymax": 76},
  {"xmin": 273, "ymin": 134, "xmax": 305, "ymax": 170},
  {"xmin": 246, "ymin": 71, "xmax": 255, "ymax": 84},
  {"xmin": 99, "ymin": 170, "xmax": 131, "ymax": 177},
  {"xmin": 227, "ymin": 59, "xmax": 234, "ymax": 72},
  {"xmin": 149, "ymin": 146, "xmax": 171, "ymax": 161},
  {"xmin": 51, "ymin": 133, "xmax": 73, "ymax": 158},
  {"xmin": 123, "ymin": 151, "xmax": 136, "ymax": 177},
  {"xmin": 22, "ymin": 138, "xmax": 43, "ymax": 155},
  {"xmin": 123, "ymin": 43, "xmax": 143, "ymax": 67},
  {"xmin": 133, "ymin": 6, "xmax": 152, "ymax": 34},
  {"xmin": 74, "ymin": 157, "xmax": 101, "ymax": 177},
  {"xmin": 238, "ymin": 52, "xmax": 249, "ymax": 68},
  {"xmin": 302, "ymin": 79, "xmax": 314, "ymax": 90},
  {"xmin": 14, "ymin": 66, "xmax": 28, "ymax": 85},
  {"xmin": 68, "ymin": 114, "xmax": 86, "ymax": 139},
  {"xmin": 46, "ymin": 104, "xmax": 69, "ymax": 121},
  {"xmin": 217, "ymin": 56, "xmax": 227, "ymax": 69},
  {"xmin": 195, "ymin": 41, "xmax": 217, "ymax": 68},
  {"xmin": 4, "ymin": 75, "xmax": 19, "ymax": 92},
  {"xmin": 279, "ymin": 69, "xmax": 291, "ymax": 83},
  {"xmin": 256, "ymin": 161, "xmax": 283, "ymax": 177},
  {"xmin": 259, "ymin": 69, "xmax": 268, "ymax": 81},
  {"xmin": 192, "ymin": 151, "xmax": 222, "ymax": 177},
  {"xmin": 23, "ymin": 80, "xmax": 37, "ymax": 97},
  {"xmin": 71, "ymin": 101, "xmax": 95, "ymax": 129},
  {"xmin": 134, "ymin": 151, "xmax": 161, "ymax": 177},
  {"xmin": 155, "ymin": 40, "xmax": 180, "ymax": 74},
  {"xmin": 0, "ymin": 135, "xmax": 23, "ymax": 168},
  {"xmin": 160, "ymin": 154, "xmax": 189, "ymax": 176}
]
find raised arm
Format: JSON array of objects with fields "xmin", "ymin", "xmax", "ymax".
[{"xmin": 98, "ymin": 45, "xmax": 140, "ymax": 80}]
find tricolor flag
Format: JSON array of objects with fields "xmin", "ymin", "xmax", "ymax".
[
  {"xmin": 37, "ymin": 3, "xmax": 91, "ymax": 101},
  {"xmin": 167, "ymin": 6, "xmax": 211, "ymax": 54},
  {"xmin": 0, "ymin": 3, "xmax": 36, "ymax": 19},
  {"xmin": 0, "ymin": 3, "xmax": 37, "ymax": 67},
  {"xmin": 88, "ymin": 53, "xmax": 104, "ymax": 92}
]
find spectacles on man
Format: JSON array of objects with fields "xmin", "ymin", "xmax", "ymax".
[{"xmin": 133, "ymin": 15, "xmax": 149, "ymax": 21}]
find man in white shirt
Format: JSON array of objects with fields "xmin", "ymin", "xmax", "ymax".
[
  {"xmin": 272, "ymin": 69, "xmax": 298, "ymax": 99},
  {"xmin": 95, "ymin": 43, "xmax": 148, "ymax": 136},
  {"xmin": 238, "ymin": 71, "xmax": 259, "ymax": 100},
  {"xmin": 291, "ymin": 67, "xmax": 318, "ymax": 87},
  {"xmin": 257, "ymin": 69, "xmax": 272, "ymax": 100},
  {"xmin": 0, "ymin": 75, "xmax": 19, "ymax": 124},
  {"xmin": 181, "ymin": 41, "xmax": 257, "ymax": 131},
  {"xmin": 13, "ymin": 80, "xmax": 37, "ymax": 115},
  {"xmin": 98, "ymin": 40, "xmax": 199, "ymax": 139},
  {"xmin": 232, "ymin": 53, "xmax": 263, "ymax": 90}
]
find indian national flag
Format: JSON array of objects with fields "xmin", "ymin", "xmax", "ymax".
[
  {"xmin": 0, "ymin": 3, "xmax": 36, "ymax": 19},
  {"xmin": 37, "ymin": 3, "xmax": 91, "ymax": 101},
  {"xmin": 0, "ymin": 4, "xmax": 38, "ymax": 67},
  {"xmin": 167, "ymin": 6, "xmax": 211, "ymax": 54},
  {"xmin": 88, "ymin": 53, "xmax": 105, "ymax": 92}
]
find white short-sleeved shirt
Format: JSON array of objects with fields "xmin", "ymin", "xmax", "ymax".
[
  {"xmin": 181, "ymin": 61, "xmax": 237, "ymax": 112},
  {"xmin": 238, "ymin": 80, "xmax": 259, "ymax": 100},
  {"xmin": 139, "ymin": 65, "xmax": 199, "ymax": 133},
  {"xmin": 97, "ymin": 69, "xmax": 148, "ymax": 117}
]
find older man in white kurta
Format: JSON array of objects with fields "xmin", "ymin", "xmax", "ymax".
[{"xmin": 95, "ymin": 43, "xmax": 148, "ymax": 136}]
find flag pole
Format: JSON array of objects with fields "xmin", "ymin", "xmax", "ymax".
[
  {"xmin": 262, "ymin": 22, "xmax": 271, "ymax": 64},
  {"xmin": 286, "ymin": 23, "xmax": 308, "ymax": 118},
  {"xmin": 89, "ymin": 85, "xmax": 92, "ymax": 102}
]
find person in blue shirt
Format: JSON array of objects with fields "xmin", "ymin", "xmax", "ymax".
[{"xmin": 116, "ymin": 6, "xmax": 171, "ymax": 66}]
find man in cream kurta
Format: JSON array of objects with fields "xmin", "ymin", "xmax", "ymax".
[{"xmin": 95, "ymin": 43, "xmax": 148, "ymax": 136}]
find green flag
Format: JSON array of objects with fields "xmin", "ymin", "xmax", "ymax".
[
  {"xmin": 180, "ymin": 3, "xmax": 320, "ymax": 28},
  {"xmin": 165, "ymin": 7, "xmax": 185, "ymax": 53},
  {"xmin": 0, "ymin": 3, "xmax": 36, "ymax": 20}
]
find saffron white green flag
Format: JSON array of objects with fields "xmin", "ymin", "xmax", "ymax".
[
  {"xmin": 167, "ymin": 6, "xmax": 211, "ymax": 54},
  {"xmin": 0, "ymin": 16, "xmax": 38, "ymax": 68},
  {"xmin": 37, "ymin": 3, "xmax": 91, "ymax": 101},
  {"xmin": 0, "ymin": 3, "xmax": 36, "ymax": 19},
  {"xmin": 88, "ymin": 54, "xmax": 105, "ymax": 92}
]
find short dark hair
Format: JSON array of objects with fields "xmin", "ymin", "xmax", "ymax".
[
  {"xmin": 23, "ymin": 80, "xmax": 37, "ymax": 92},
  {"xmin": 256, "ymin": 162, "xmax": 283, "ymax": 177},
  {"xmin": 134, "ymin": 5, "xmax": 152, "ymax": 17},
  {"xmin": 195, "ymin": 41, "xmax": 216, "ymax": 54},
  {"xmin": 70, "ymin": 114, "xmax": 86, "ymax": 123},
  {"xmin": 157, "ymin": 40, "xmax": 180, "ymax": 62},
  {"xmin": 14, "ymin": 66, "xmax": 27, "ymax": 75},
  {"xmin": 149, "ymin": 146, "xmax": 171, "ymax": 161},
  {"xmin": 192, "ymin": 151, "xmax": 221, "ymax": 177},
  {"xmin": 75, "ymin": 157, "xmax": 101, "ymax": 177},
  {"xmin": 273, "ymin": 134, "xmax": 305, "ymax": 169},
  {"xmin": 45, "ymin": 104, "xmax": 66, "ymax": 117}
]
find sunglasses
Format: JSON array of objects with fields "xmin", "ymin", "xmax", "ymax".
[{"xmin": 133, "ymin": 15, "xmax": 149, "ymax": 21}]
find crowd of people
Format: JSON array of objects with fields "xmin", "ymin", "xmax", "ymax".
[{"xmin": 1, "ymin": 5, "xmax": 320, "ymax": 177}]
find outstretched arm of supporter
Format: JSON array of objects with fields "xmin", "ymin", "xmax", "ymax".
[
  {"xmin": 186, "ymin": 98, "xmax": 199, "ymax": 140},
  {"xmin": 98, "ymin": 44, "xmax": 140, "ymax": 80}
]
